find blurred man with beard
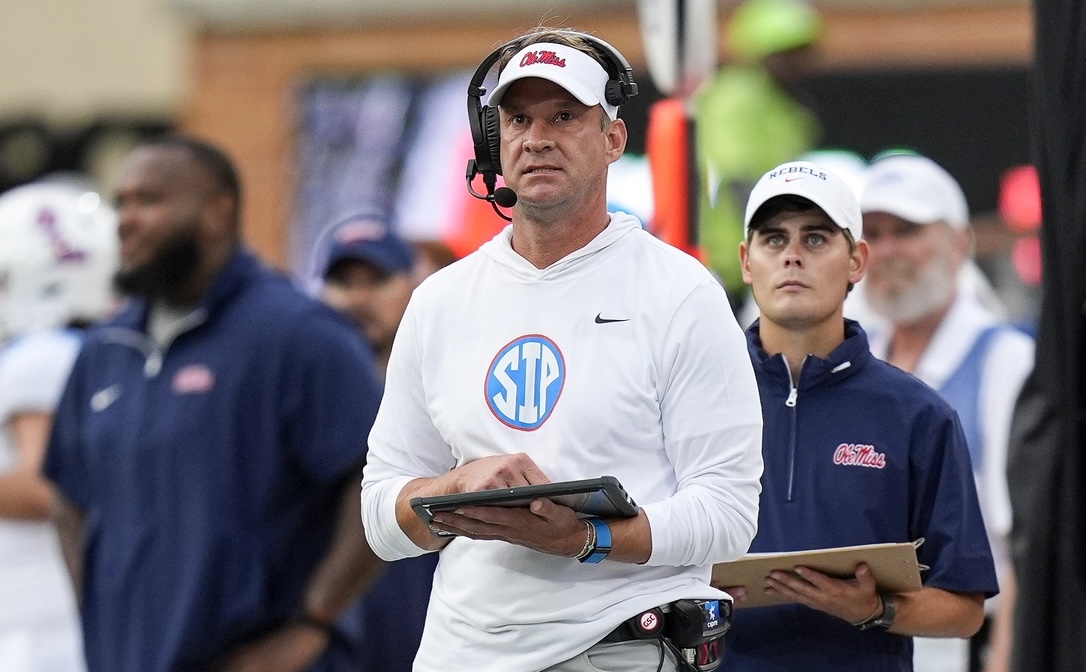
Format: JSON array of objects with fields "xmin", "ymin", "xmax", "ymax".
[
  {"xmin": 42, "ymin": 136, "xmax": 387, "ymax": 672},
  {"xmin": 861, "ymin": 153, "xmax": 1035, "ymax": 672}
]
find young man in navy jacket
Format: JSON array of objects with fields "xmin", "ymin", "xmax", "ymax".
[{"xmin": 718, "ymin": 160, "xmax": 998, "ymax": 672}]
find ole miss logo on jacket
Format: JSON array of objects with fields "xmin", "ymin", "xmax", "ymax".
[{"xmin": 832, "ymin": 443, "xmax": 887, "ymax": 469}]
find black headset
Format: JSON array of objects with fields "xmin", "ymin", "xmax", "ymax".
[{"xmin": 465, "ymin": 30, "xmax": 639, "ymax": 219}]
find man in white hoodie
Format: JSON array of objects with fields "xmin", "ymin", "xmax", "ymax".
[{"xmin": 360, "ymin": 27, "xmax": 764, "ymax": 672}]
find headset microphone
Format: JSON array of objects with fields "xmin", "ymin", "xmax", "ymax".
[
  {"xmin": 464, "ymin": 159, "xmax": 516, "ymax": 222},
  {"xmin": 493, "ymin": 187, "xmax": 518, "ymax": 208}
]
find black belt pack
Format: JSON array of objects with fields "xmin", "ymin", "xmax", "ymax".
[{"xmin": 600, "ymin": 598, "xmax": 731, "ymax": 672}]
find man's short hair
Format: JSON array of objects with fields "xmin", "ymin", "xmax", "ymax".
[{"xmin": 138, "ymin": 135, "xmax": 242, "ymax": 229}]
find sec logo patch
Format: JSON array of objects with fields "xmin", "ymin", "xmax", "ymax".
[{"xmin": 485, "ymin": 334, "xmax": 565, "ymax": 431}]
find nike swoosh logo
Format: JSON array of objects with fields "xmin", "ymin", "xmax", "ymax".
[
  {"xmin": 90, "ymin": 384, "xmax": 122, "ymax": 412},
  {"xmin": 595, "ymin": 313, "xmax": 630, "ymax": 324},
  {"xmin": 784, "ymin": 177, "xmax": 803, "ymax": 182}
]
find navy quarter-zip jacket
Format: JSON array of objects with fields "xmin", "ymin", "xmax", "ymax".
[{"xmin": 723, "ymin": 319, "xmax": 997, "ymax": 672}]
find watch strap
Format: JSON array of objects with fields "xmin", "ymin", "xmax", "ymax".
[
  {"xmin": 580, "ymin": 518, "xmax": 612, "ymax": 564},
  {"xmin": 856, "ymin": 593, "xmax": 896, "ymax": 631}
]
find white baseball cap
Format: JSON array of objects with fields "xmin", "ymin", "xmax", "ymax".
[
  {"xmin": 860, "ymin": 154, "xmax": 969, "ymax": 229},
  {"xmin": 744, "ymin": 160, "xmax": 863, "ymax": 241},
  {"xmin": 488, "ymin": 42, "xmax": 618, "ymax": 120}
]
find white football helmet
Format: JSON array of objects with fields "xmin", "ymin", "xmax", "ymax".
[{"xmin": 0, "ymin": 179, "xmax": 120, "ymax": 343}]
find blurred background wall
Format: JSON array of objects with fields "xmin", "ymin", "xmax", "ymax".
[
  {"xmin": 0, "ymin": 0, "xmax": 1032, "ymax": 273},
  {"xmin": 0, "ymin": 0, "xmax": 189, "ymax": 193}
]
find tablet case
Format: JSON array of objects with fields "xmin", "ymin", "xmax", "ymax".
[{"xmin": 411, "ymin": 475, "xmax": 639, "ymax": 525}]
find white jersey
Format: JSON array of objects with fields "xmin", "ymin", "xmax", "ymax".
[
  {"xmin": 869, "ymin": 293, "xmax": 1034, "ymax": 591},
  {"xmin": 361, "ymin": 213, "xmax": 763, "ymax": 672},
  {"xmin": 0, "ymin": 330, "xmax": 85, "ymax": 671}
]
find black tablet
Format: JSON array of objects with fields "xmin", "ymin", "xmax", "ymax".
[{"xmin": 411, "ymin": 475, "xmax": 639, "ymax": 526}]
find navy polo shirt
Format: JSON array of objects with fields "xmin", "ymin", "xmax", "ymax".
[{"xmin": 44, "ymin": 250, "xmax": 383, "ymax": 671}]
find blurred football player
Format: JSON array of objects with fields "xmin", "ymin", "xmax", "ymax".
[{"xmin": 0, "ymin": 178, "xmax": 118, "ymax": 671}]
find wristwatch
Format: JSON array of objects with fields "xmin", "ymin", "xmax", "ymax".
[
  {"xmin": 579, "ymin": 518, "xmax": 612, "ymax": 564},
  {"xmin": 856, "ymin": 593, "xmax": 897, "ymax": 631}
]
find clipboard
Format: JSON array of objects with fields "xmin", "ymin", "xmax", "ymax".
[
  {"xmin": 411, "ymin": 475, "xmax": 639, "ymax": 526},
  {"xmin": 711, "ymin": 540, "xmax": 927, "ymax": 609}
]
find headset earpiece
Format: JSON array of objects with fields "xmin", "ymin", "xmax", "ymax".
[
  {"xmin": 482, "ymin": 104, "xmax": 502, "ymax": 175},
  {"xmin": 605, "ymin": 80, "xmax": 626, "ymax": 109},
  {"xmin": 467, "ymin": 44, "xmax": 506, "ymax": 179},
  {"xmin": 551, "ymin": 30, "xmax": 638, "ymax": 110}
]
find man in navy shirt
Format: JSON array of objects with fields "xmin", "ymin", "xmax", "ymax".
[
  {"xmin": 44, "ymin": 136, "xmax": 385, "ymax": 672},
  {"xmin": 718, "ymin": 160, "xmax": 998, "ymax": 671}
]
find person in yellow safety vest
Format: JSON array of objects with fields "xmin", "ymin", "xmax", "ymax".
[{"xmin": 695, "ymin": 0, "xmax": 822, "ymax": 306}]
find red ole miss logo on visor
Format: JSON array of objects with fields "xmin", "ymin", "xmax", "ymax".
[{"xmin": 520, "ymin": 50, "xmax": 566, "ymax": 68}]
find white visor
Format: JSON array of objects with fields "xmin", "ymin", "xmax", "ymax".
[{"xmin": 488, "ymin": 42, "xmax": 618, "ymax": 120}]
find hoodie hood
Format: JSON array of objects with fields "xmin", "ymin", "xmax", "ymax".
[{"xmin": 478, "ymin": 212, "xmax": 644, "ymax": 282}]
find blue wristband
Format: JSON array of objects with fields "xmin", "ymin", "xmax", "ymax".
[{"xmin": 581, "ymin": 518, "xmax": 612, "ymax": 564}]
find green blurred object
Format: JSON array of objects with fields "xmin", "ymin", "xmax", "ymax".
[
  {"xmin": 694, "ymin": 64, "xmax": 820, "ymax": 293},
  {"xmin": 692, "ymin": 0, "xmax": 824, "ymax": 297},
  {"xmin": 727, "ymin": 0, "xmax": 823, "ymax": 63}
]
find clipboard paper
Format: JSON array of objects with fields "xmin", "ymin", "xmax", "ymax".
[{"xmin": 711, "ymin": 540, "xmax": 926, "ymax": 609}]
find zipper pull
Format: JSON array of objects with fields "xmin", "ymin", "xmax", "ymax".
[
  {"xmin": 144, "ymin": 350, "xmax": 163, "ymax": 378},
  {"xmin": 786, "ymin": 387, "xmax": 798, "ymax": 407}
]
